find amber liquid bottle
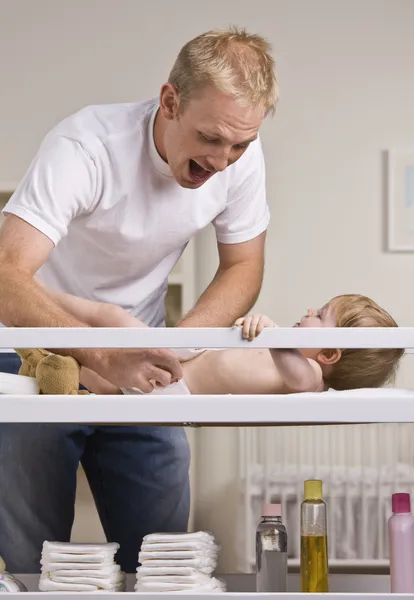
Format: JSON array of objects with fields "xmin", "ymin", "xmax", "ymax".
[{"xmin": 300, "ymin": 479, "xmax": 329, "ymax": 592}]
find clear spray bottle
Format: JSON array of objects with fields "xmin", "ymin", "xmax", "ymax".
[{"xmin": 255, "ymin": 503, "xmax": 288, "ymax": 592}]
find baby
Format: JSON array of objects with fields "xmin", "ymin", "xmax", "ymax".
[{"xmin": 39, "ymin": 282, "xmax": 404, "ymax": 395}]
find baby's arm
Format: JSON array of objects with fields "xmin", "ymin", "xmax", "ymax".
[
  {"xmin": 235, "ymin": 314, "xmax": 323, "ymax": 392},
  {"xmin": 269, "ymin": 349, "xmax": 323, "ymax": 392}
]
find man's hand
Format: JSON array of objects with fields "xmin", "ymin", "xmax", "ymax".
[
  {"xmin": 85, "ymin": 348, "xmax": 183, "ymax": 393},
  {"xmin": 234, "ymin": 314, "xmax": 278, "ymax": 341}
]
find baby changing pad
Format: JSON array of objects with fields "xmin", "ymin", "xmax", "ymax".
[{"xmin": 0, "ymin": 372, "xmax": 39, "ymax": 395}]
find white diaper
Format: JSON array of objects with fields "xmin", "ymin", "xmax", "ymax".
[
  {"xmin": 135, "ymin": 531, "xmax": 225, "ymax": 593},
  {"xmin": 42, "ymin": 542, "xmax": 119, "ymax": 554},
  {"xmin": 140, "ymin": 541, "xmax": 217, "ymax": 553},
  {"xmin": 38, "ymin": 576, "xmax": 125, "ymax": 592},
  {"xmin": 121, "ymin": 378, "xmax": 191, "ymax": 396},
  {"xmin": 121, "ymin": 348, "xmax": 208, "ymax": 396},
  {"xmin": 137, "ymin": 566, "xmax": 208, "ymax": 577},
  {"xmin": 134, "ymin": 576, "xmax": 225, "ymax": 593},
  {"xmin": 143, "ymin": 531, "xmax": 215, "ymax": 544},
  {"xmin": 41, "ymin": 561, "xmax": 118, "ymax": 571},
  {"xmin": 136, "ymin": 557, "xmax": 216, "ymax": 574},
  {"xmin": 42, "ymin": 551, "xmax": 116, "ymax": 563},
  {"xmin": 138, "ymin": 548, "xmax": 217, "ymax": 561},
  {"xmin": 173, "ymin": 348, "xmax": 209, "ymax": 362},
  {"xmin": 40, "ymin": 541, "xmax": 125, "ymax": 592}
]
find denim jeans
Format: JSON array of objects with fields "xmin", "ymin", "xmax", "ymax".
[{"xmin": 0, "ymin": 353, "xmax": 190, "ymax": 573}]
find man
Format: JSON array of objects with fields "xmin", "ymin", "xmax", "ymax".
[{"xmin": 0, "ymin": 27, "xmax": 278, "ymax": 572}]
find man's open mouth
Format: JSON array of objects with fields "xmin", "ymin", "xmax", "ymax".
[{"xmin": 189, "ymin": 159, "xmax": 214, "ymax": 183}]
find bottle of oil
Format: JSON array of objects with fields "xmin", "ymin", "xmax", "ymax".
[
  {"xmin": 300, "ymin": 479, "xmax": 329, "ymax": 592},
  {"xmin": 256, "ymin": 503, "xmax": 288, "ymax": 592}
]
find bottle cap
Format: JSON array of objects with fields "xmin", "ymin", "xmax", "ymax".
[
  {"xmin": 304, "ymin": 479, "xmax": 323, "ymax": 500},
  {"xmin": 392, "ymin": 493, "xmax": 411, "ymax": 514},
  {"xmin": 261, "ymin": 503, "xmax": 281, "ymax": 517}
]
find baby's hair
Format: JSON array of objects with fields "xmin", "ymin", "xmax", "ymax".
[{"xmin": 325, "ymin": 294, "xmax": 404, "ymax": 390}]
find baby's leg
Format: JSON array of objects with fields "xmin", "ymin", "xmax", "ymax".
[
  {"xmin": 35, "ymin": 275, "xmax": 148, "ymax": 329},
  {"xmin": 80, "ymin": 367, "xmax": 120, "ymax": 394},
  {"xmin": 36, "ymin": 279, "xmax": 149, "ymax": 394},
  {"xmin": 77, "ymin": 306, "xmax": 149, "ymax": 394}
]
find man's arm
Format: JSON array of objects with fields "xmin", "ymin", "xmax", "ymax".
[
  {"xmin": 35, "ymin": 276, "xmax": 148, "ymax": 329},
  {"xmin": 34, "ymin": 283, "xmax": 149, "ymax": 395},
  {"xmin": 0, "ymin": 215, "xmax": 181, "ymax": 392},
  {"xmin": 177, "ymin": 231, "xmax": 265, "ymax": 327}
]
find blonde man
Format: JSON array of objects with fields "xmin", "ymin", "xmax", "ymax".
[{"xmin": 0, "ymin": 28, "xmax": 277, "ymax": 572}]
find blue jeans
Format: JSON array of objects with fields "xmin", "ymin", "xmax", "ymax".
[{"xmin": 0, "ymin": 353, "xmax": 190, "ymax": 573}]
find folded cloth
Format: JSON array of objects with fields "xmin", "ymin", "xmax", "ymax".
[
  {"xmin": 39, "ymin": 577, "xmax": 99, "ymax": 592},
  {"xmin": 50, "ymin": 572, "xmax": 125, "ymax": 590},
  {"xmin": 137, "ymin": 566, "xmax": 210, "ymax": 577},
  {"xmin": 41, "ymin": 552, "xmax": 116, "ymax": 564},
  {"xmin": 134, "ymin": 576, "xmax": 225, "ymax": 593},
  {"xmin": 138, "ymin": 549, "xmax": 217, "ymax": 561},
  {"xmin": 140, "ymin": 541, "xmax": 218, "ymax": 553},
  {"xmin": 51, "ymin": 567, "xmax": 121, "ymax": 577},
  {"xmin": 40, "ymin": 541, "xmax": 124, "ymax": 592},
  {"xmin": 41, "ymin": 561, "xmax": 119, "ymax": 571},
  {"xmin": 135, "ymin": 532, "xmax": 225, "ymax": 594},
  {"xmin": 136, "ymin": 557, "xmax": 216, "ymax": 574},
  {"xmin": 42, "ymin": 542, "xmax": 119, "ymax": 554},
  {"xmin": 39, "ymin": 574, "xmax": 125, "ymax": 593},
  {"xmin": 137, "ymin": 572, "xmax": 212, "ymax": 586},
  {"xmin": 142, "ymin": 532, "xmax": 215, "ymax": 544}
]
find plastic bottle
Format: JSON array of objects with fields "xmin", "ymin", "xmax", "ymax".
[
  {"xmin": 388, "ymin": 492, "xmax": 414, "ymax": 593},
  {"xmin": 255, "ymin": 503, "xmax": 288, "ymax": 592},
  {"xmin": 300, "ymin": 479, "xmax": 329, "ymax": 592}
]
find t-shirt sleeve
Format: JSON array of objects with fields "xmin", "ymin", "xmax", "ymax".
[
  {"xmin": 212, "ymin": 137, "xmax": 270, "ymax": 244},
  {"xmin": 3, "ymin": 134, "xmax": 98, "ymax": 246}
]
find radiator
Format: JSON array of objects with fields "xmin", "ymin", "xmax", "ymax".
[{"xmin": 237, "ymin": 423, "xmax": 414, "ymax": 572}]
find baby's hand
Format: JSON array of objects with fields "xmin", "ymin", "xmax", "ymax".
[{"xmin": 234, "ymin": 314, "xmax": 278, "ymax": 341}]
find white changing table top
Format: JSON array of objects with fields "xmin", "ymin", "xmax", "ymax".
[{"xmin": 0, "ymin": 388, "xmax": 412, "ymax": 425}]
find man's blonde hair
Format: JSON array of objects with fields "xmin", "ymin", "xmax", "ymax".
[
  {"xmin": 168, "ymin": 27, "xmax": 278, "ymax": 115},
  {"xmin": 325, "ymin": 294, "xmax": 404, "ymax": 390}
]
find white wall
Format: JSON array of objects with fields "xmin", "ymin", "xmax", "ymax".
[
  {"xmin": 1, "ymin": 0, "xmax": 414, "ymax": 574},
  {"xmin": 192, "ymin": 0, "xmax": 414, "ymax": 571}
]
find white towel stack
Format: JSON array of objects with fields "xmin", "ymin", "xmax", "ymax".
[
  {"xmin": 135, "ymin": 532, "xmax": 226, "ymax": 593},
  {"xmin": 39, "ymin": 542, "xmax": 126, "ymax": 592}
]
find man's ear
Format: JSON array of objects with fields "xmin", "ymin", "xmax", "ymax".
[
  {"xmin": 159, "ymin": 83, "xmax": 180, "ymax": 121},
  {"xmin": 318, "ymin": 348, "xmax": 342, "ymax": 365}
]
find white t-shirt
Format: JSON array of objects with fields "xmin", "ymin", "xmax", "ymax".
[{"xmin": 4, "ymin": 99, "xmax": 270, "ymax": 326}]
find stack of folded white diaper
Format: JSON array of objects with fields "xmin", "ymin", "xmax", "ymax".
[
  {"xmin": 39, "ymin": 542, "xmax": 126, "ymax": 592},
  {"xmin": 135, "ymin": 531, "xmax": 226, "ymax": 593}
]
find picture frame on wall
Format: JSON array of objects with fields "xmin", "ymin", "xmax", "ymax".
[{"xmin": 387, "ymin": 147, "xmax": 414, "ymax": 252}]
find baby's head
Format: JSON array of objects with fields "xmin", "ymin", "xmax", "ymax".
[{"xmin": 297, "ymin": 294, "xmax": 404, "ymax": 390}]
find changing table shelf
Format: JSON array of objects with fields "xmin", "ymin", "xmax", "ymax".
[
  {"xmin": 9, "ymin": 572, "xmax": 399, "ymax": 598},
  {"xmin": 0, "ymin": 328, "xmax": 412, "ymax": 598},
  {"xmin": 0, "ymin": 389, "xmax": 413, "ymax": 424},
  {"xmin": 0, "ymin": 325, "xmax": 414, "ymax": 348}
]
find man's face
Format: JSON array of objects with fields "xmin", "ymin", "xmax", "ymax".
[{"xmin": 157, "ymin": 84, "xmax": 265, "ymax": 189}]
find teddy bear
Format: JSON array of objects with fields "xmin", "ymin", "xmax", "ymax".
[{"xmin": 14, "ymin": 348, "xmax": 89, "ymax": 395}]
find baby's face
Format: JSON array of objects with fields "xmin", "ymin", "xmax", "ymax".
[
  {"xmin": 294, "ymin": 303, "xmax": 337, "ymax": 329},
  {"xmin": 294, "ymin": 303, "xmax": 337, "ymax": 361}
]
